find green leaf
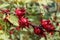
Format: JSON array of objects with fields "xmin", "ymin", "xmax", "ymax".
[
  {"xmin": 7, "ymin": 14, "xmax": 19, "ymax": 26},
  {"xmin": 0, "ymin": 4, "xmax": 10, "ymax": 8}
]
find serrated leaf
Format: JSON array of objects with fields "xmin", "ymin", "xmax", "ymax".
[
  {"xmin": 7, "ymin": 14, "xmax": 19, "ymax": 26},
  {"xmin": 0, "ymin": 4, "xmax": 10, "ymax": 8}
]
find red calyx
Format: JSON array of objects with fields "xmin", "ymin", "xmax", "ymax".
[
  {"xmin": 34, "ymin": 27, "xmax": 41, "ymax": 35},
  {"xmin": 34, "ymin": 27, "xmax": 46, "ymax": 37},
  {"xmin": 9, "ymin": 29, "xmax": 14, "ymax": 34},
  {"xmin": 41, "ymin": 19, "xmax": 50, "ymax": 26},
  {"xmin": 15, "ymin": 8, "xmax": 26, "ymax": 18},
  {"xmin": 41, "ymin": 19, "xmax": 55, "ymax": 34},
  {"xmin": 16, "ymin": 26, "xmax": 20, "ymax": 31},
  {"xmin": 2, "ymin": 9, "xmax": 10, "ymax": 14},
  {"xmin": 18, "ymin": 17, "xmax": 29, "ymax": 28}
]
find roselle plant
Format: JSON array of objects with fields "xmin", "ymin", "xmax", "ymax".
[{"xmin": 0, "ymin": 0, "xmax": 60, "ymax": 40}]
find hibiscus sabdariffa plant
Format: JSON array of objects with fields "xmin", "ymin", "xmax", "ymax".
[{"xmin": 0, "ymin": 0, "xmax": 60, "ymax": 40}]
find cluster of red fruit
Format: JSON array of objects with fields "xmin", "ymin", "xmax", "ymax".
[
  {"xmin": 2, "ymin": 8, "xmax": 55, "ymax": 37},
  {"xmin": 34, "ymin": 26, "xmax": 46, "ymax": 37},
  {"xmin": 15, "ymin": 8, "xmax": 29, "ymax": 28},
  {"xmin": 9, "ymin": 8, "xmax": 29, "ymax": 34},
  {"xmin": 33, "ymin": 19, "xmax": 55, "ymax": 37},
  {"xmin": 15, "ymin": 8, "xmax": 55, "ymax": 37},
  {"xmin": 41, "ymin": 20, "xmax": 55, "ymax": 34}
]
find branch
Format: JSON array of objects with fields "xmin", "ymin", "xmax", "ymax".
[{"xmin": 29, "ymin": 22, "xmax": 39, "ymax": 28}]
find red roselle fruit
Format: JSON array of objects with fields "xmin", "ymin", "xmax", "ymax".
[
  {"xmin": 16, "ymin": 26, "xmax": 20, "ymax": 31},
  {"xmin": 41, "ymin": 19, "xmax": 50, "ymax": 26},
  {"xmin": 9, "ymin": 31, "xmax": 14, "ymax": 34},
  {"xmin": 9, "ymin": 29, "xmax": 14, "ymax": 34},
  {"xmin": 18, "ymin": 17, "xmax": 29, "ymax": 28},
  {"xmin": 15, "ymin": 8, "xmax": 26, "ymax": 18},
  {"xmin": 34, "ymin": 27, "xmax": 41, "ymax": 35},
  {"xmin": 41, "ymin": 19, "xmax": 55, "ymax": 34},
  {"xmin": 2, "ymin": 9, "xmax": 10, "ymax": 14},
  {"xmin": 34, "ymin": 27, "xmax": 46, "ymax": 37}
]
